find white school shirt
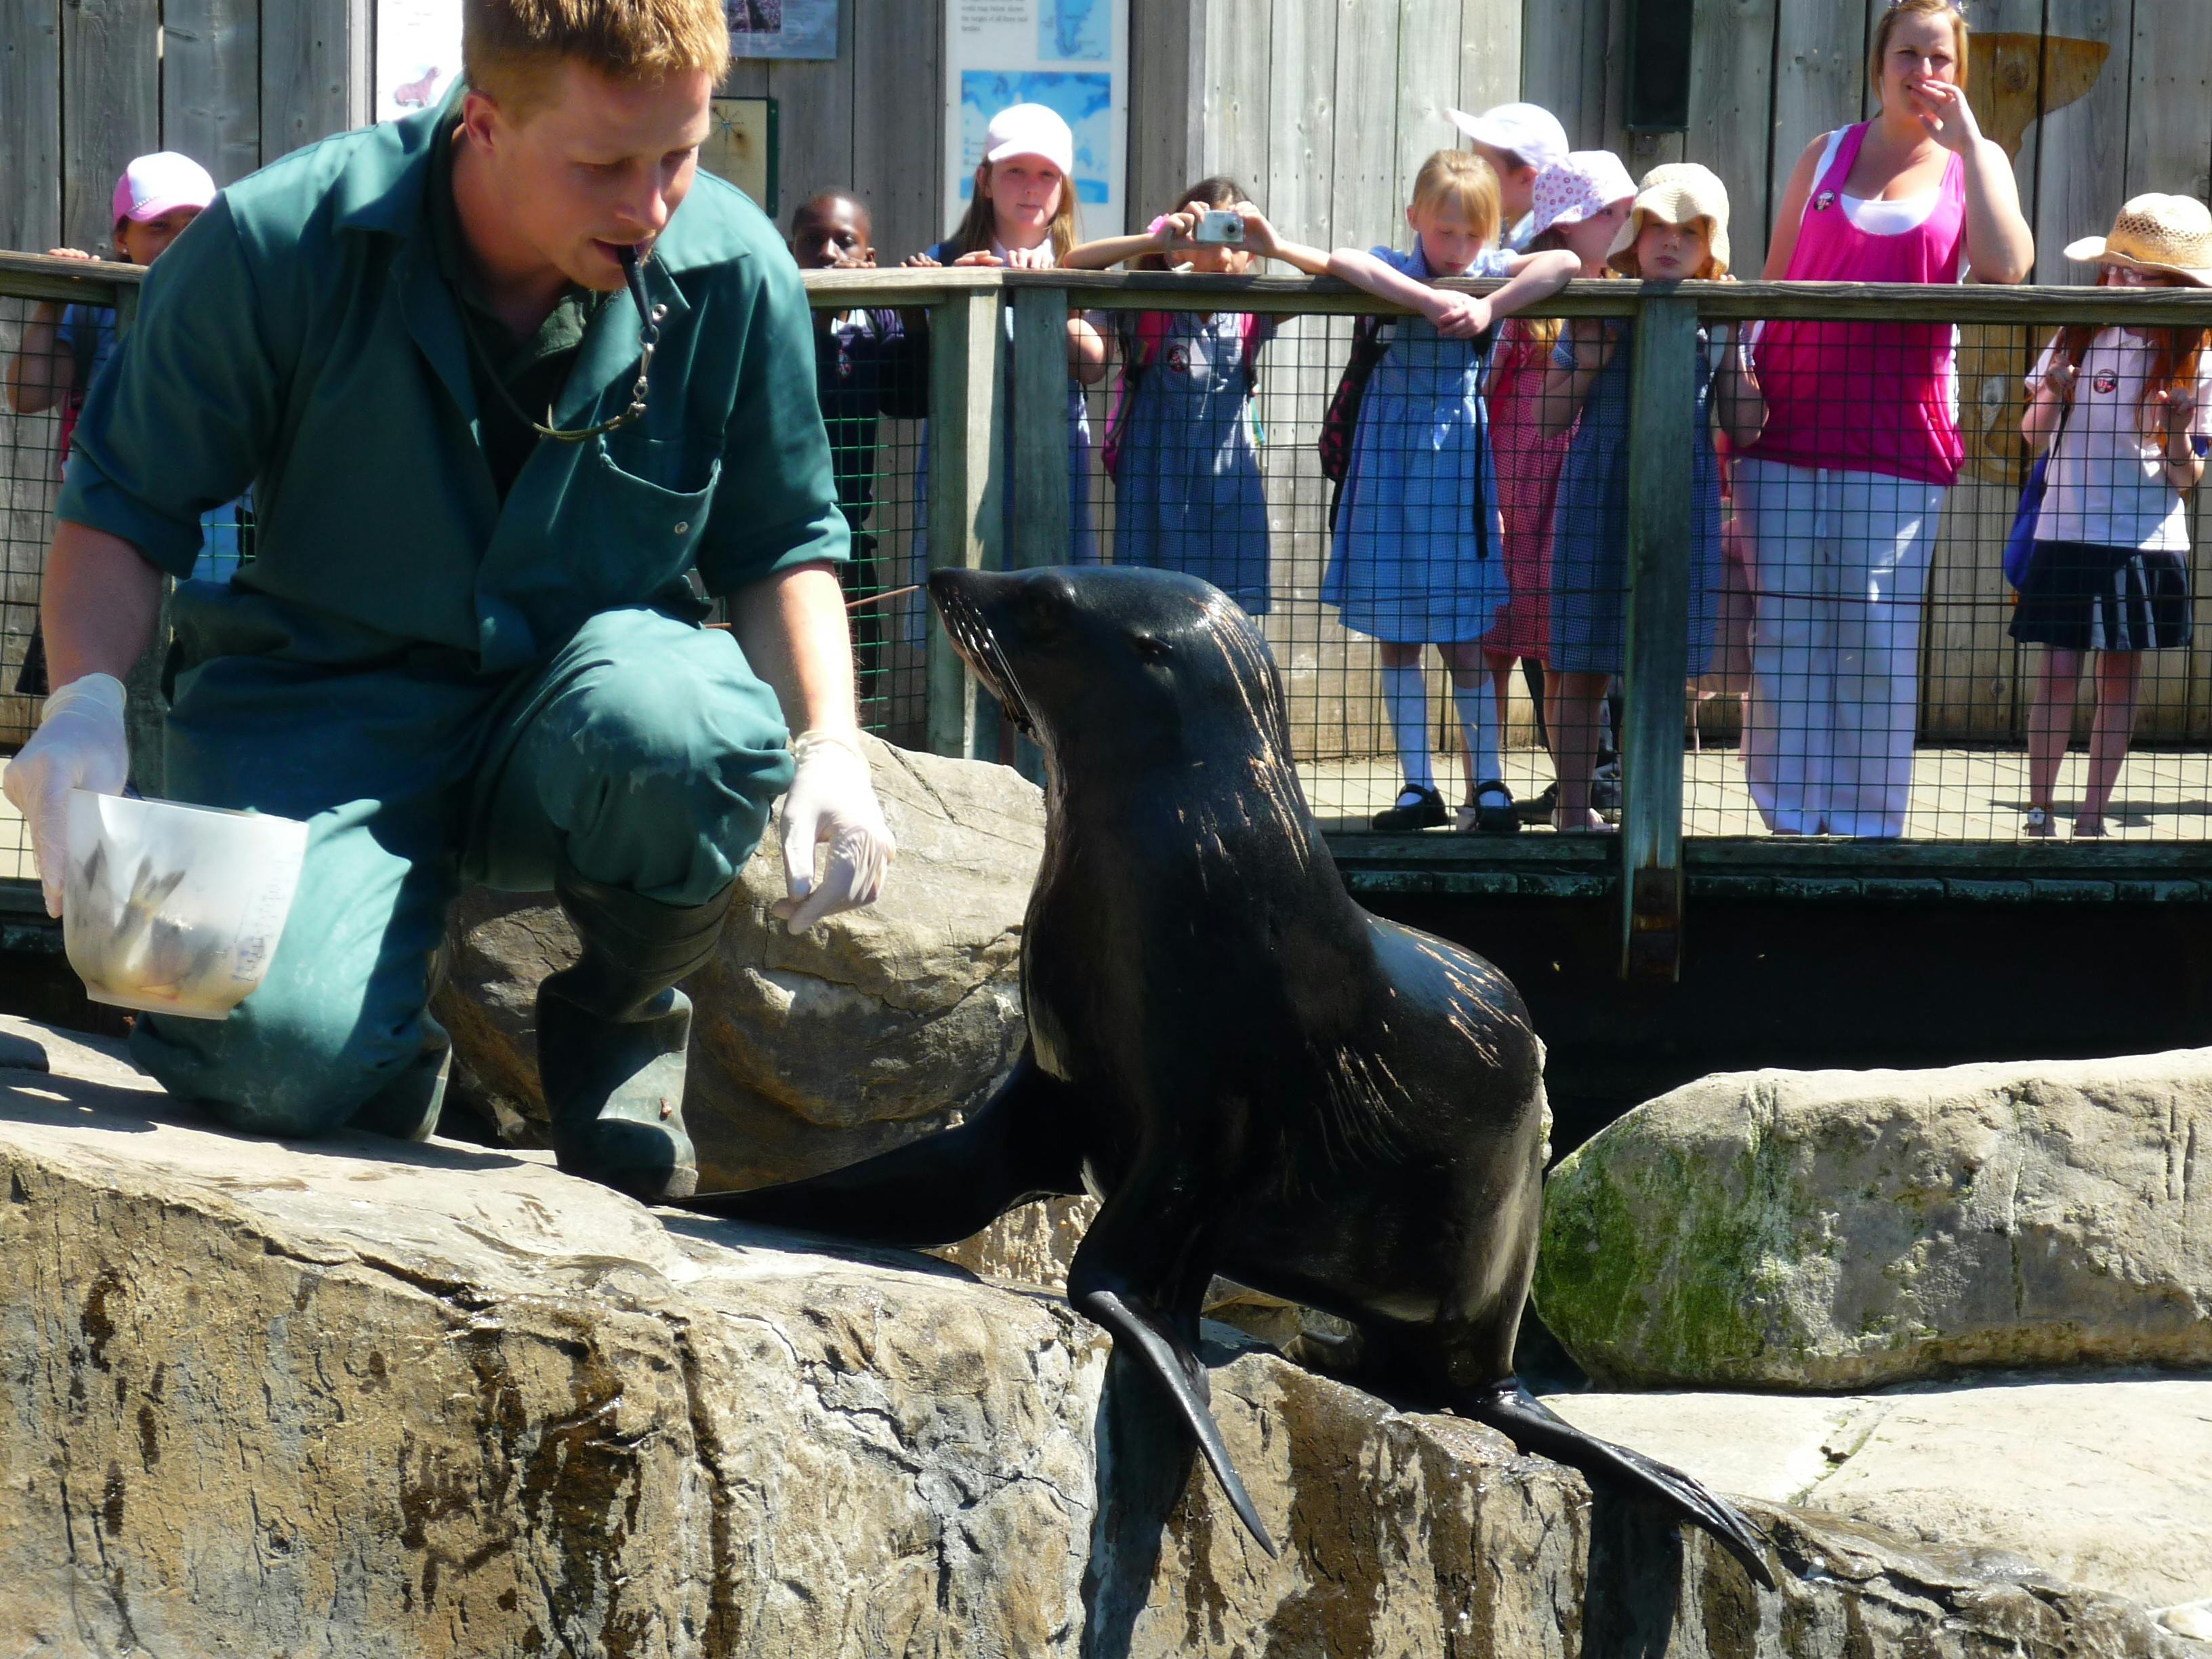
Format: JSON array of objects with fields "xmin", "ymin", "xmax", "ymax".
[{"xmin": 2029, "ymin": 329, "xmax": 2212, "ymax": 552}]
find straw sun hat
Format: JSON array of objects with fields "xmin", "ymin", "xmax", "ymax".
[
  {"xmin": 1606, "ymin": 163, "xmax": 1732, "ymax": 278},
  {"xmin": 2062, "ymin": 193, "xmax": 2212, "ymax": 287}
]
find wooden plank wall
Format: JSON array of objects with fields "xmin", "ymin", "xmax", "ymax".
[
  {"xmin": 0, "ymin": 0, "xmax": 365, "ymax": 747},
  {"xmin": 1144, "ymin": 0, "xmax": 1529, "ymax": 758}
]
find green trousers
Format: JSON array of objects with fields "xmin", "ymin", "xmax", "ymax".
[{"xmin": 131, "ymin": 607, "xmax": 794, "ymax": 1136}]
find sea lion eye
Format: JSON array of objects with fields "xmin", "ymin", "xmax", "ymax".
[{"xmin": 1132, "ymin": 634, "xmax": 1172, "ymax": 662}]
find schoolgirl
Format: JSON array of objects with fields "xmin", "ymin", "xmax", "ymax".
[
  {"xmin": 2013, "ymin": 195, "xmax": 2212, "ymax": 838},
  {"xmin": 1543, "ymin": 164, "xmax": 1765, "ymax": 832},
  {"xmin": 905, "ymin": 102, "xmax": 1105, "ymax": 567},
  {"xmin": 1266, "ymin": 151, "xmax": 1576, "ymax": 832},
  {"xmin": 1482, "ymin": 150, "xmax": 1635, "ymax": 822},
  {"xmin": 1066, "ymin": 176, "xmax": 1288, "ymax": 613}
]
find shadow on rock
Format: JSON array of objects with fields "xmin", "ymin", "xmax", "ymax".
[
  {"xmin": 1080, "ymin": 1345, "xmax": 1200, "ymax": 1659},
  {"xmin": 1581, "ymin": 1498, "xmax": 1689, "ymax": 1658}
]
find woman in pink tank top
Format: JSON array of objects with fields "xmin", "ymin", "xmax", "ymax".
[{"xmin": 1738, "ymin": 0, "xmax": 2032, "ymax": 838}]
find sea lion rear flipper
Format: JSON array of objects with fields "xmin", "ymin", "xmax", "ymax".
[
  {"xmin": 679, "ymin": 1050, "xmax": 1087, "ymax": 1246},
  {"xmin": 1073, "ymin": 1285, "xmax": 1277, "ymax": 1559},
  {"xmin": 1458, "ymin": 1380, "xmax": 1778, "ymax": 1589}
]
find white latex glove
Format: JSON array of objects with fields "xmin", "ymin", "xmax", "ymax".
[
  {"xmin": 3, "ymin": 672, "xmax": 129, "ymax": 916},
  {"xmin": 774, "ymin": 730, "xmax": 895, "ymax": 933}
]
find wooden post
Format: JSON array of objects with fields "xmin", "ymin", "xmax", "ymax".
[
  {"xmin": 1008, "ymin": 283, "xmax": 1072, "ymax": 569},
  {"xmin": 1003, "ymin": 284, "xmax": 1071, "ymax": 780},
  {"xmin": 924, "ymin": 289, "xmax": 1005, "ymax": 759},
  {"xmin": 1618, "ymin": 293, "xmax": 1700, "ymax": 982}
]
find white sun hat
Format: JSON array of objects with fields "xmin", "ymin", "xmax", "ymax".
[
  {"xmin": 1607, "ymin": 163, "xmax": 1734, "ymax": 278},
  {"xmin": 1529, "ymin": 150, "xmax": 1638, "ymax": 242}
]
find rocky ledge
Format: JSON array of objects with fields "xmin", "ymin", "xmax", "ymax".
[{"xmin": 0, "ymin": 1017, "xmax": 2196, "ymax": 1658}]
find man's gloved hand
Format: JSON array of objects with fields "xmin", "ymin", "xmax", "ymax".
[
  {"xmin": 3, "ymin": 672, "xmax": 129, "ymax": 917},
  {"xmin": 773, "ymin": 729, "xmax": 895, "ymax": 934}
]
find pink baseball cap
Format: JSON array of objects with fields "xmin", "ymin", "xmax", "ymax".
[
  {"xmin": 983, "ymin": 104, "xmax": 1076, "ymax": 179},
  {"xmin": 112, "ymin": 152, "xmax": 217, "ymax": 226},
  {"xmin": 1529, "ymin": 151, "xmax": 1638, "ymax": 242}
]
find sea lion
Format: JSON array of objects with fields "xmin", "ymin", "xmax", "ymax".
[{"xmin": 687, "ymin": 565, "xmax": 1774, "ymax": 1586}]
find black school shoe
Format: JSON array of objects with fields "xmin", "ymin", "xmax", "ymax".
[
  {"xmin": 1517, "ymin": 781, "xmax": 1559, "ymax": 825},
  {"xmin": 1372, "ymin": 785, "xmax": 1449, "ymax": 832},
  {"xmin": 1458, "ymin": 781, "xmax": 1522, "ymax": 834},
  {"xmin": 1591, "ymin": 759, "xmax": 1622, "ymax": 815}
]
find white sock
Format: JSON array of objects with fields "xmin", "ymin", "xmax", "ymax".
[
  {"xmin": 1453, "ymin": 682, "xmax": 1503, "ymax": 791},
  {"xmin": 1381, "ymin": 664, "xmax": 1435, "ymax": 794}
]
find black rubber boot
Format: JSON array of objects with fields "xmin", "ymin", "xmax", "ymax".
[{"xmin": 536, "ymin": 859, "xmax": 733, "ymax": 1204}]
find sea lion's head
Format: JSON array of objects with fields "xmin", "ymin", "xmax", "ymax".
[{"xmin": 928, "ymin": 566, "xmax": 1295, "ymax": 775}]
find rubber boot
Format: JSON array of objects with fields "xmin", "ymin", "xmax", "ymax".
[{"xmin": 536, "ymin": 859, "xmax": 733, "ymax": 1203}]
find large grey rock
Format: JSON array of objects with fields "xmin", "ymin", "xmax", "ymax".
[
  {"xmin": 1536, "ymin": 1052, "xmax": 2212, "ymax": 1390},
  {"xmin": 434, "ymin": 735, "xmax": 1042, "ymax": 1189},
  {"xmin": 1549, "ymin": 1376, "xmax": 2212, "ymax": 1616},
  {"xmin": 3, "ymin": 1014, "xmax": 2194, "ymax": 1658}
]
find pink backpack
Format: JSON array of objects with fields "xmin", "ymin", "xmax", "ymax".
[{"xmin": 1101, "ymin": 310, "xmax": 1265, "ymax": 481}]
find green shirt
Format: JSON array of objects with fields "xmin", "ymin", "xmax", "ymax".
[{"xmin": 61, "ymin": 85, "xmax": 847, "ymax": 676}]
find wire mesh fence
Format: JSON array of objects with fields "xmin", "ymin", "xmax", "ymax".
[
  {"xmin": 1031, "ymin": 274, "xmax": 2212, "ymax": 846},
  {"xmin": 0, "ymin": 287, "xmax": 79, "ymax": 882},
  {"xmin": 5, "ymin": 255, "xmax": 2211, "ymax": 868},
  {"xmin": 805, "ymin": 292, "xmax": 930, "ymax": 746}
]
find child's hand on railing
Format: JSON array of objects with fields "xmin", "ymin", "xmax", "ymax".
[
  {"xmin": 1425, "ymin": 289, "xmax": 1490, "ymax": 339},
  {"xmin": 43, "ymin": 248, "xmax": 94, "ymax": 263}
]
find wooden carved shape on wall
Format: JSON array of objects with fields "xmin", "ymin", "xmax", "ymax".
[{"xmin": 1958, "ymin": 32, "xmax": 2112, "ymax": 487}]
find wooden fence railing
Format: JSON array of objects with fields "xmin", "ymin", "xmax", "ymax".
[{"xmin": 10, "ymin": 253, "xmax": 2212, "ymax": 979}]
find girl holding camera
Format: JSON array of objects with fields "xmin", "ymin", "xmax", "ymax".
[{"xmin": 1067, "ymin": 177, "xmax": 1290, "ymax": 613}]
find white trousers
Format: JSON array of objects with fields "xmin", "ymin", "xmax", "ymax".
[{"xmin": 1737, "ymin": 460, "xmax": 1946, "ymax": 838}]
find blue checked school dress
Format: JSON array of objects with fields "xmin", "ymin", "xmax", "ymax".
[
  {"xmin": 1323, "ymin": 244, "xmax": 1509, "ymax": 643},
  {"xmin": 1547, "ymin": 320, "xmax": 1723, "ymax": 676},
  {"xmin": 1110, "ymin": 310, "xmax": 1274, "ymax": 613}
]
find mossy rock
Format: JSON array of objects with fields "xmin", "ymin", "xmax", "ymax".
[{"xmin": 1534, "ymin": 1054, "xmax": 2212, "ymax": 1389}]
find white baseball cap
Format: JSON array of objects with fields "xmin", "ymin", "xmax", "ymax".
[
  {"xmin": 1446, "ymin": 103, "xmax": 1570, "ymax": 174},
  {"xmin": 112, "ymin": 152, "xmax": 217, "ymax": 225},
  {"xmin": 984, "ymin": 104, "xmax": 1077, "ymax": 180}
]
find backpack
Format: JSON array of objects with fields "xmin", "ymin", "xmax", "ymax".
[
  {"xmin": 1318, "ymin": 314, "xmax": 1394, "ymax": 489},
  {"xmin": 1101, "ymin": 310, "xmax": 1265, "ymax": 482}
]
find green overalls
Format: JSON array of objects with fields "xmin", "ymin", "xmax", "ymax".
[{"xmin": 58, "ymin": 92, "xmax": 847, "ymax": 1136}]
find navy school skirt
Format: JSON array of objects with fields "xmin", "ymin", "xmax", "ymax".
[{"xmin": 2009, "ymin": 537, "xmax": 2193, "ymax": 653}]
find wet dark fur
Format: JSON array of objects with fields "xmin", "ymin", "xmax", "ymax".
[{"xmin": 686, "ymin": 566, "xmax": 1774, "ymax": 1586}]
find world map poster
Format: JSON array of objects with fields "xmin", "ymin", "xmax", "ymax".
[{"xmin": 943, "ymin": 0, "xmax": 1128, "ymax": 237}]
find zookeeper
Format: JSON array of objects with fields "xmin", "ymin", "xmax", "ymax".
[{"xmin": 3, "ymin": 0, "xmax": 895, "ymax": 1204}]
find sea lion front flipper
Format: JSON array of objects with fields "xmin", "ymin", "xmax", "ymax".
[
  {"xmin": 1456, "ymin": 1380, "xmax": 1778, "ymax": 1590},
  {"xmin": 1072, "ymin": 1286, "xmax": 1277, "ymax": 1559},
  {"xmin": 680, "ymin": 1050, "xmax": 1088, "ymax": 1246},
  {"xmin": 1067, "ymin": 1176, "xmax": 1279, "ymax": 1559}
]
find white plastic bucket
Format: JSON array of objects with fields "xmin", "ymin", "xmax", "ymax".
[{"xmin": 62, "ymin": 790, "xmax": 309, "ymax": 1021}]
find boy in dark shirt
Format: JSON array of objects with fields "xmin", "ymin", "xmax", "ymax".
[{"xmin": 789, "ymin": 192, "xmax": 929, "ymax": 713}]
